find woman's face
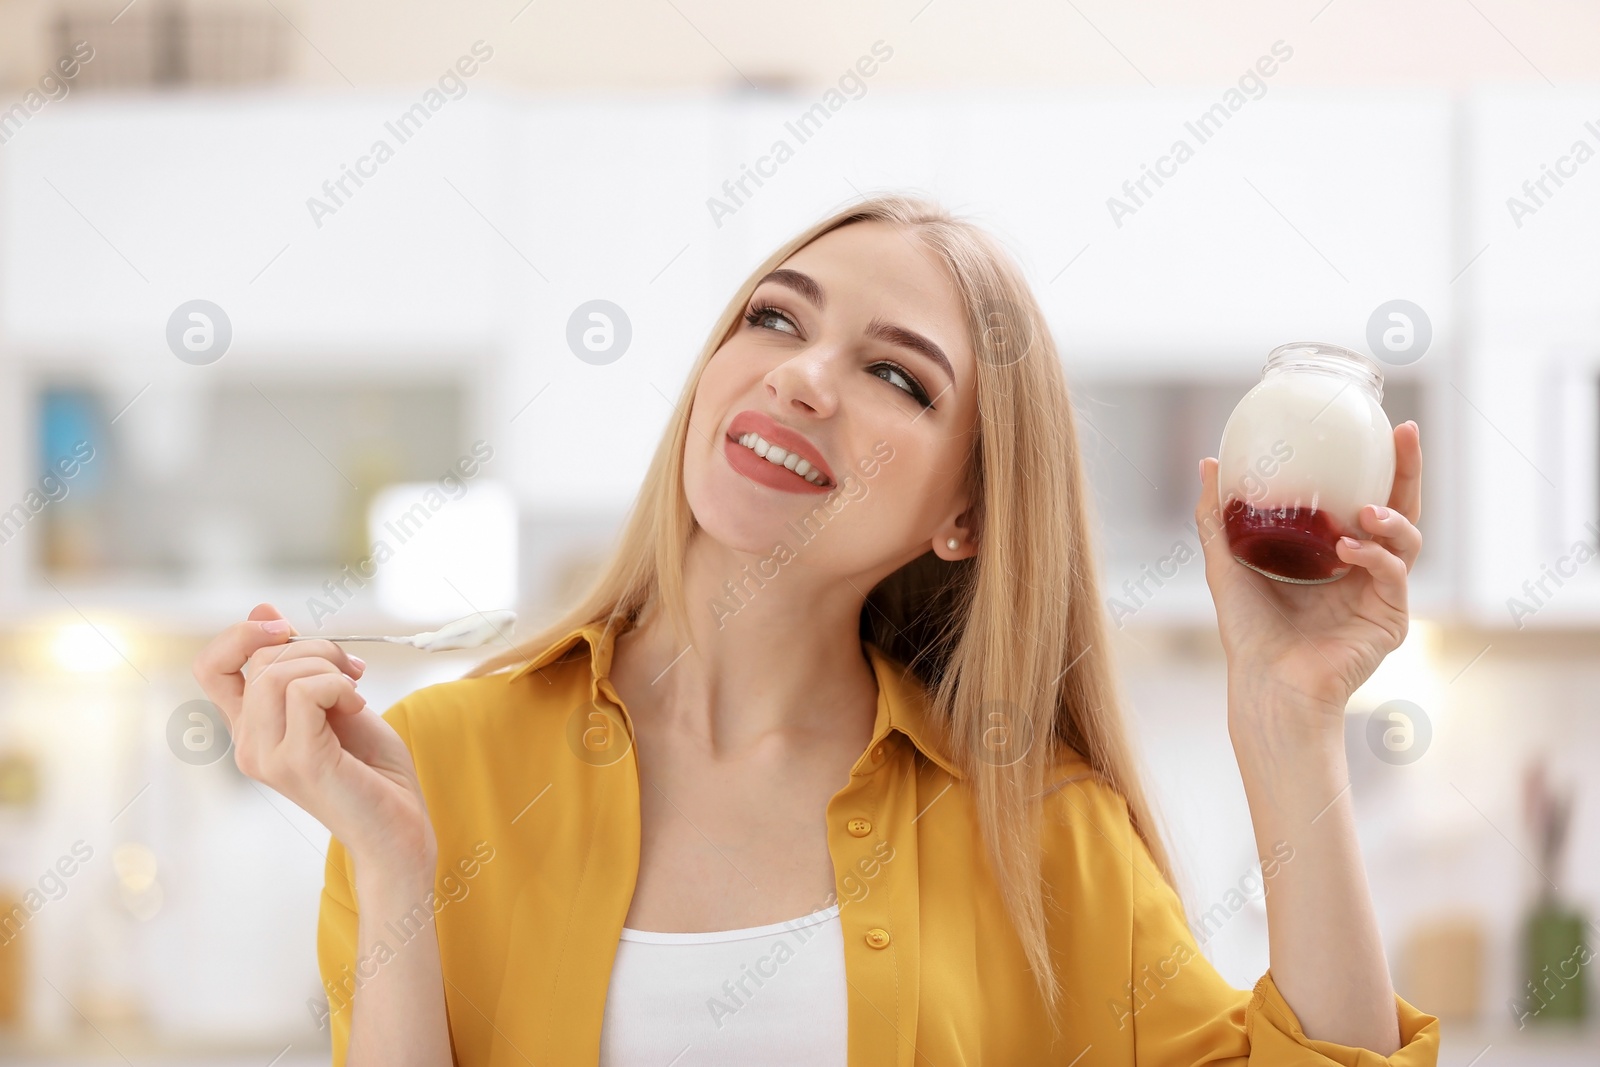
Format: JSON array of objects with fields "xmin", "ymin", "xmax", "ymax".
[{"xmin": 683, "ymin": 219, "xmax": 981, "ymax": 585}]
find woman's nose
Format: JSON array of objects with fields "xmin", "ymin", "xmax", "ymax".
[{"xmin": 765, "ymin": 347, "xmax": 841, "ymax": 417}]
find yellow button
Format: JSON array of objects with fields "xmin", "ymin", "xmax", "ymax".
[
  {"xmin": 847, "ymin": 818, "xmax": 872, "ymax": 837},
  {"xmin": 865, "ymin": 927, "xmax": 891, "ymax": 949},
  {"xmin": 869, "ymin": 743, "xmax": 886, "ymax": 764}
]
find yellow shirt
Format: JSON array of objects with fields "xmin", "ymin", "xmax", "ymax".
[{"xmin": 317, "ymin": 622, "xmax": 1440, "ymax": 1065}]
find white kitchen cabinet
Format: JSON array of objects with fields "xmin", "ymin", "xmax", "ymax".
[
  {"xmin": 0, "ymin": 87, "xmax": 1595, "ymax": 625},
  {"xmin": 494, "ymin": 95, "xmax": 724, "ymax": 512},
  {"xmin": 935, "ymin": 89, "xmax": 1458, "ymax": 376},
  {"xmin": 0, "ymin": 94, "xmax": 508, "ymax": 365},
  {"xmin": 1461, "ymin": 88, "xmax": 1600, "ymax": 627}
]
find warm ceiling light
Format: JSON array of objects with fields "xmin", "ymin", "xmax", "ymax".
[
  {"xmin": 51, "ymin": 622, "xmax": 128, "ymax": 672},
  {"xmin": 113, "ymin": 842, "xmax": 158, "ymax": 893},
  {"xmin": 1349, "ymin": 618, "xmax": 1443, "ymax": 714}
]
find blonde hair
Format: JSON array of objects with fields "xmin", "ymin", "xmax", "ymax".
[{"xmin": 468, "ymin": 192, "xmax": 1175, "ymax": 1017}]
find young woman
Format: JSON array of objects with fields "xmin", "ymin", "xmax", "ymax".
[{"xmin": 194, "ymin": 194, "xmax": 1439, "ymax": 1065}]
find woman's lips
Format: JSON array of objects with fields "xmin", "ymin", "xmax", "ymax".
[
  {"xmin": 723, "ymin": 435, "xmax": 833, "ymax": 494},
  {"xmin": 722, "ymin": 410, "xmax": 836, "ymax": 495}
]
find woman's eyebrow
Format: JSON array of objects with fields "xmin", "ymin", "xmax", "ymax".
[
  {"xmin": 864, "ymin": 318, "xmax": 954, "ymax": 389},
  {"xmin": 753, "ymin": 268, "xmax": 956, "ymax": 389},
  {"xmin": 755, "ymin": 268, "xmax": 825, "ymax": 309}
]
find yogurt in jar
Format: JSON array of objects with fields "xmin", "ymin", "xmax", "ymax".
[{"xmin": 1215, "ymin": 342, "xmax": 1396, "ymax": 584}]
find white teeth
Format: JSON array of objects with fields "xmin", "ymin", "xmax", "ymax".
[{"xmin": 736, "ymin": 432, "xmax": 827, "ymax": 485}]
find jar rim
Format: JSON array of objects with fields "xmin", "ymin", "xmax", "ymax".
[{"xmin": 1263, "ymin": 341, "xmax": 1384, "ymax": 400}]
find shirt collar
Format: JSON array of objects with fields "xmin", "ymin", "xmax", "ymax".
[{"xmin": 506, "ymin": 620, "xmax": 965, "ymax": 781}]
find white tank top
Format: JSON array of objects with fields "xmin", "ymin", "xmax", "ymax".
[{"xmin": 598, "ymin": 903, "xmax": 849, "ymax": 1066}]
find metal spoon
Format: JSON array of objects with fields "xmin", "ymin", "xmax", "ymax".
[{"xmin": 287, "ymin": 609, "xmax": 517, "ymax": 652}]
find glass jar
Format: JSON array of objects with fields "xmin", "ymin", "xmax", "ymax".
[{"xmin": 1216, "ymin": 341, "xmax": 1396, "ymax": 584}]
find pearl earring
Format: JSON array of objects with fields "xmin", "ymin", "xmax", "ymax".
[{"xmin": 946, "ymin": 537, "xmax": 959, "ymax": 550}]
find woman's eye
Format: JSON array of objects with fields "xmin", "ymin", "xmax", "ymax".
[
  {"xmin": 744, "ymin": 303, "xmax": 933, "ymax": 410},
  {"xmin": 744, "ymin": 305, "xmax": 798, "ymax": 335},
  {"xmin": 872, "ymin": 363, "xmax": 932, "ymax": 408}
]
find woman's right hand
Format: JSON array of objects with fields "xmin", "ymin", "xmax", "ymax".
[{"xmin": 193, "ymin": 602, "xmax": 437, "ymax": 881}]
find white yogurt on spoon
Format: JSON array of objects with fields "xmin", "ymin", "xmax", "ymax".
[
  {"xmin": 402, "ymin": 610, "xmax": 517, "ymax": 651},
  {"xmin": 288, "ymin": 610, "xmax": 517, "ymax": 651}
]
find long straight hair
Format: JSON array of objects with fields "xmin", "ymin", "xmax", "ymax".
[{"xmin": 468, "ymin": 192, "xmax": 1176, "ymax": 1015}]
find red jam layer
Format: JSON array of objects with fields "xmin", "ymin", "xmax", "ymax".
[{"xmin": 1221, "ymin": 499, "xmax": 1353, "ymax": 584}]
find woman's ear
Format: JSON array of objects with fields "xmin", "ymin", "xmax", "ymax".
[{"xmin": 934, "ymin": 506, "xmax": 979, "ymax": 561}]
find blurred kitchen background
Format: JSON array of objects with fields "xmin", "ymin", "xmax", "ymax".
[{"xmin": 0, "ymin": 0, "xmax": 1595, "ymax": 1063}]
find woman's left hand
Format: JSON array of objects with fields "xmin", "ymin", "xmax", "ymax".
[{"xmin": 1194, "ymin": 420, "xmax": 1423, "ymax": 729}]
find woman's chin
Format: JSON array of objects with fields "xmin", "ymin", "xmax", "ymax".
[{"xmin": 688, "ymin": 510, "xmax": 798, "ymax": 556}]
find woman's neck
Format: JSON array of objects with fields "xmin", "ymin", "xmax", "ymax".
[{"xmin": 608, "ymin": 531, "xmax": 880, "ymax": 757}]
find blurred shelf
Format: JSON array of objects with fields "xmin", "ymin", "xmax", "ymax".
[
  {"xmin": 0, "ymin": 1033, "xmax": 327, "ymax": 1066},
  {"xmin": 1095, "ymin": 559, "xmax": 1459, "ymax": 630},
  {"xmin": 0, "ymin": 572, "xmax": 544, "ymax": 646},
  {"xmin": 0, "ymin": 575, "xmax": 467, "ymax": 635},
  {"xmin": 3, "ymin": 1059, "xmax": 326, "ymax": 1067},
  {"xmin": 1438, "ymin": 1021, "xmax": 1599, "ymax": 1065}
]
